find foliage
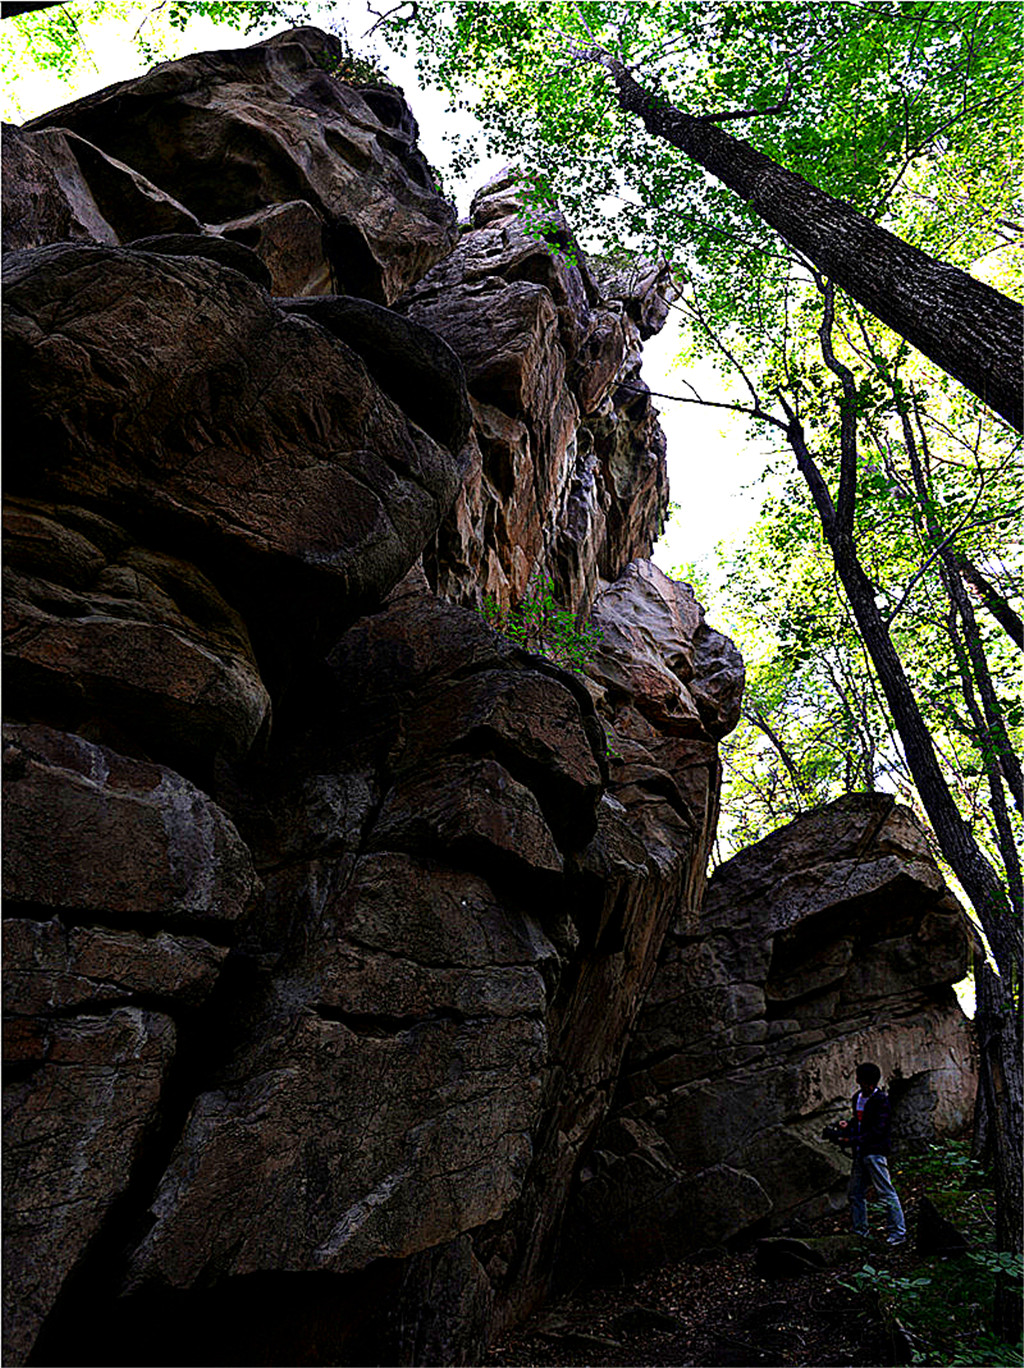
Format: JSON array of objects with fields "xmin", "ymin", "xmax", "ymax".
[
  {"xmin": 311, "ymin": 30, "xmax": 389, "ymax": 87},
  {"xmin": 839, "ymin": 1142, "xmax": 1024, "ymax": 1364},
  {"xmin": 0, "ymin": 0, "xmax": 308, "ymax": 96},
  {"xmin": 381, "ymin": 2, "xmax": 1022, "ymax": 298},
  {"xmin": 693, "ymin": 365, "xmax": 1022, "ymax": 867},
  {"xmin": 481, "ymin": 580, "xmax": 602, "ymax": 675}
]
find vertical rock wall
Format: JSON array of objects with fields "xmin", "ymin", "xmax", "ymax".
[
  {"xmin": 2, "ymin": 27, "xmax": 736, "ymax": 1366},
  {"xmin": 1, "ymin": 24, "xmax": 975, "ymax": 1368}
]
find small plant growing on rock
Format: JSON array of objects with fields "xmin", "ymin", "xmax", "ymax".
[
  {"xmin": 481, "ymin": 580, "xmax": 601, "ymax": 675},
  {"xmin": 313, "ymin": 32, "xmax": 389, "ymax": 87}
]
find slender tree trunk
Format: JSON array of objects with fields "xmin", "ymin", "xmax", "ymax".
[
  {"xmin": 955, "ymin": 552, "xmax": 1024, "ymax": 650},
  {"xmin": 970, "ymin": 944, "xmax": 993, "ymax": 1170},
  {"xmin": 590, "ymin": 54, "xmax": 1024, "ymax": 431},
  {"xmin": 974, "ymin": 956, "xmax": 1024, "ymax": 1343},
  {"xmin": 781, "ymin": 404, "xmax": 1023, "ymax": 1340},
  {"xmin": 743, "ymin": 709, "xmax": 808, "ymax": 804}
]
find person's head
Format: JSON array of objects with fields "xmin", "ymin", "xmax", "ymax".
[{"xmin": 856, "ymin": 1062, "xmax": 882, "ymax": 1092}]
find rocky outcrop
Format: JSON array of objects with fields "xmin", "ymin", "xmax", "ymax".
[
  {"xmin": 1, "ymin": 28, "xmax": 722, "ymax": 1366},
  {"xmin": 401, "ymin": 170, "xmax": 674, "ymax": 615},
  {"xmin": 2, "ymin": 722, "xmax": 257, "ymax": 1366},
  {"xmin": 17, "ymin": 27, "xmax": 457, "ymax": 301},
  {"xmin": 1, "ymin": 23, "xmax": 974, "ymax": 1368},
  {"xmin": 3, "ymin": 242, "xmax": 470, "ymax": 682},
  {"xmin": 564, "ymin": 794, "xmax": 975, "ymax": 1280}
]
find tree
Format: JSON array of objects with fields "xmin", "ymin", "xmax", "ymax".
[
  {"xmin": 675, "ymin": 262, "xmax": 1022, "ymax": 1336},
  {"xmin": 388, "ymin": 1, "xmax": 1023, "ymax": 1332},
  {"xmin": 387, "ymin": 1, "xmax": 1023, "ymax": 429}
]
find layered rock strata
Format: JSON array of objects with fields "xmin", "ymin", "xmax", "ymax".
[
  {"xmin": 565, "ymin": 794, "xmax": 975, "ymax": 1280},
  {"xmin": 1, "ymin": 23, "xmax": 974, "ymax": 1368},
  {"xmin": 1, "ymin": 27, "xmax": 731, "ymax": 1366},
  {"xmin": 399, "ymin": 172, "xmax": 674, "ymax": 614}
]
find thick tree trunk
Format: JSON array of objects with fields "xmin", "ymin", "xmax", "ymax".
[{"xmin": 599, "ymin": 59, "xmax": 1024, "ymax": 432}]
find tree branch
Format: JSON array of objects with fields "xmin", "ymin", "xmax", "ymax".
[
  {"xmin": 814, "ymin": 276, "xmax": 860, "ymax": 534},
  {"xmin": 698, "ymin": 62, "xmax": 793, "ymax": 124}
]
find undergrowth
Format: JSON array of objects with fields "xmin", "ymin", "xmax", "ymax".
[{"xmin": 841, "ymin": 1140, "xmax": 1023, "ymax": 1366}]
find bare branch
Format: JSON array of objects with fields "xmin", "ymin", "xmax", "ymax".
[
  {"xmin": 363, "ymin": 1, "xmax": 418, "ymax": 39},
  {"xmin": 613, "ymin": 379, "xmax": 789, "ymax": 432}
]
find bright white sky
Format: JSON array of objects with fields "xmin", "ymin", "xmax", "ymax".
[{"xmin": 1, "ymin": 0, "xmax": 772, "ymax": 585}]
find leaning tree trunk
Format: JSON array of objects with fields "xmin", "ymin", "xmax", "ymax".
[{"xmin": 590, "ymin": 54, "xmax": 1024, "ymax": 432}]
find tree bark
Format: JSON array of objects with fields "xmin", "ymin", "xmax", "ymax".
[
  {"xmin": 954, "ymin": 552, "xmax": 1024, "ymax": 649},
  {"xmin": 974, "ymin": 956, "xmax": 1024, "ymax": 1343},
  {"xmin": 591, "ymin": 54, "xmax": 1024, "ymax": 432}
]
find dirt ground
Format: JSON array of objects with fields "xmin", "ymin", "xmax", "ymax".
[{"xmin": 484, "ymin": 1192, "xmax": 926, "ymax": 1368}]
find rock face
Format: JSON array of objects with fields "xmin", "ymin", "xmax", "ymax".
[
  {"xmin": 2, "ymin": 25, "xmax": 974, "ymax": 1368},
  {"xmin": 564, "ymin": 794, "xmax": 975, "ymax": 1280},
  {"xmin": 402, "ymin": 170, "xmax": 675, "ymax": 614},
  {"xmin": 16, "ymin": 28, "xmax": 457, "ymax": 301}
]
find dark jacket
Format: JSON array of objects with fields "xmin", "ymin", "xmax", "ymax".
[{"xmin": 851, "ymin": 1087, "xmax": 892, "ymax": 1157}]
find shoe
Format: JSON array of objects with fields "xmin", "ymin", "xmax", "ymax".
[{"xmin": 887, "ymin": 1235, "xmax": 907, "ymax": 1246}]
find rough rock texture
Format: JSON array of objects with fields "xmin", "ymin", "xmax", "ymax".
[
  {"xmin": 2, "ymin": 722, "xmax": 255, "ymax": 1366},
  {"xmin": 1, "ymin": 25, "xmax": 974, "ymax": 1368},
  {"xmin": 3, "ymin": 241, "xmax": 470, "ymax": 672},
  {"xmin": 1, "ymin": 121, "xmax": 203, "ymax": 254},
  {"xmin": 19, "ymin": 27, "xmax": 457, "ymax": 301},
  {"xmin": 400, "ymin": 170, "xmax": 675, "ymax": 615},
  {"xmin": 564, "ymin": 794, "xmax": 975, "ymax": 1281},
  {"xmin": 3, "ymin": 497, "xmax": 271, "ymax": 768}
]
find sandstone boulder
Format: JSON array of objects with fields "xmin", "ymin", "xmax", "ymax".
[
  {"xmin": 4, "ymin": 498, "xmax": 270, "ymax": 767},
  {"xmin": 2, "ymin": 722, "xmax": 256, "ymax": 1365},
  {"xmin": 402, "ymin": 169, "xmax": 676, "ymax": 615},
  {"xmin": 3, "ymin": 243, "xmax": 470, "ymax": 662},
  {"xmin": 2, "ymin": 723, "xmax": 256, "ymax": 928},
  {"xmin": 566, "ymin": 794, "xmax": 976, "ymax": 1279},
  {"xmin": 2, "ymin": 122, "xmax": 202, "ymax": 254}
]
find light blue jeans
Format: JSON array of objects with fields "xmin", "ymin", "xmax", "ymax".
[{"xmin": 849, "ymin": 1153, "xmax": 906, "ymax": 1238}]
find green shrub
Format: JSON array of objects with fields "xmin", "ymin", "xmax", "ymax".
[
  {"xmin": 840, "ymin": 1142, "xmax": 1024, "ymax": 1365},
  {"xmin": 481, "ymin": 581, "xmax": 602, "ymax": 675}
]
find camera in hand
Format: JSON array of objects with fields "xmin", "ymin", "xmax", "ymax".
[{"xmin": 822, "ymin": 1122, "xmax": 851, "ymax": 1146}]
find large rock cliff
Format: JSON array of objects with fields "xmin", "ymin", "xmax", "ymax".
[{"xmin": 2, "ymin": 26, "xmax": 974, "ymax": 1367}]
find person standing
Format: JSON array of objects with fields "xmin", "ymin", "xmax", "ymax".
[{"xmin": 838, "ymin": 1062, "xmax": 907, "ymax": 1246}]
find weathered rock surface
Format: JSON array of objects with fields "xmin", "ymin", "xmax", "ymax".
[
  {"xmin": 3, "ymin": 240, "xmax": 470, "ymax": 665},
  {"xmin": 20, "ymin": 27, "xmax": 457, "ymax": 301},
  {"xmin": 2, "ymin": 722, "xmax": 255, "ymax": 1366},
  {"xmin": 2, "ymin": 121, "xmax": 202, "ymax": 254},
  {"xmin": 4, "ymin": 498, "xmax": 271, "ymax": 767},
  {"xmin": 401, "ymin": 170, "xmax": 675, "ymax": 614},
  {"xmin": 1, "ymin": 25, "xmax": 975, "ymax": 1368},
  {"xmin": 565, "ymin": 794, "xmax": 975, "ymax": 1280}
]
